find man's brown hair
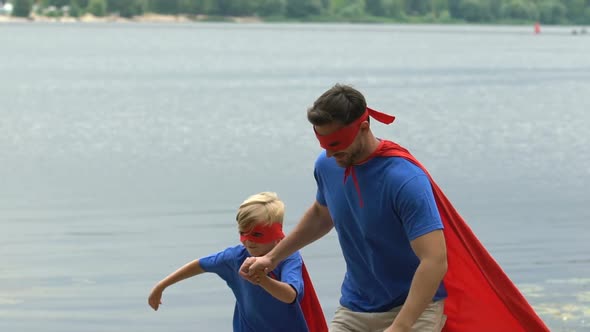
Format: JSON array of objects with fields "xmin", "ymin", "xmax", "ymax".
[{"xmin": 307, "ymin": 84, "xmax": 367, "ymax": 126}]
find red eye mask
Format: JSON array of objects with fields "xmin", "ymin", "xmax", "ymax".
[
  {"xmin": 240, "ymin": 223, "xmax": 284, "ymax": 244},
  {"xmin": 314, "ymin": 107, "xmax": 396, "ymax": 151}
]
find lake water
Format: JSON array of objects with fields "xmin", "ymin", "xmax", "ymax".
[{"xmin": 0, "ymin": 22, "xmax": 589, "ymax": 331}]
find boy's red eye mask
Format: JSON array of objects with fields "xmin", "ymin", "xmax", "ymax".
[
  {"xmin": 240, "ymin": 223, "xmax": 284, "ymax": 244},
  {"xmin": 314, "ymin": 107, "xmax": 396, "ymax": 151}
]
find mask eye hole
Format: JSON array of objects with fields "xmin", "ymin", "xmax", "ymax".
[
  {"xmin": 252, "ymin": 232, "xmax": 263, "ymax": 238},
  {"xmin": 328, "ymin": 141, "xmax": 340, "ymax": 147}
]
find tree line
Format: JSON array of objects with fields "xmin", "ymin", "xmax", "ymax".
[{"xmin": 10, "ymin": 0, "xmax": 590, "ymax": 25}]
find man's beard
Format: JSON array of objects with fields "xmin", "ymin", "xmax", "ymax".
[
  {"xmin": 334, "ymin": 145, "xmax": 362, "ymax": 168},
  {"xmin": 335, "ymin": 156, "xmax": 352, "ymax": 167}
]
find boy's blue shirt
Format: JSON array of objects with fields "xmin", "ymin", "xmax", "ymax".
[{"xmin": 199, "ymin": 245, "xmax": 309, "ymax": 332}]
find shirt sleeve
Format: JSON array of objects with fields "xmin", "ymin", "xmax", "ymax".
[
  {"xmin": 198, "ymin": 247, "xmax": 236, "ymax": 280},
  {"xmin": 395, "ymin": 174, "xmax": 444, "ymax": 241},
  {"xmin": 277, "ymin": 252, "xmax": 305, "ymax": 302},
  {"xmin": 314, "ymin": 165, "xmax": 327, "ymax": 206}
]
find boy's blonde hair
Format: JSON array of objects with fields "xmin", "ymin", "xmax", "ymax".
[{"xmin": 236, "ymin": 192, "xmax": 285, "ymax": 232}]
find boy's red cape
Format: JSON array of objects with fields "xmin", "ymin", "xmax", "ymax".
[
  {"xmin": 300, "ymin": 263, "xmax": 329, "ymax": 332},
  {"xmin": 369, "ymin": 140, "xmax": 550, "ymax": 332},
  {"xmin": 269, "ymin": 263, "xmax": 327, "ymax": 332}
]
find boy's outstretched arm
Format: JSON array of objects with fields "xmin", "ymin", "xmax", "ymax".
[{"xmin": 148, "ymin": 259, "xmax": 205, "ymax": 311}]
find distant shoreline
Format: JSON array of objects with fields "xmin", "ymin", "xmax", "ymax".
[
  {"xmin": 0, "ymin": 13, "xmax": 262, "ymax": 24},
  {"xmin": 1, "ymin": 13, "xmax": 588, "ymax": 33}
]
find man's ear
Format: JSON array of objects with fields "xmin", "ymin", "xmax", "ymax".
[{"xmin": 360, "ymin": 121, "xmax": 370, "ymax": 130}]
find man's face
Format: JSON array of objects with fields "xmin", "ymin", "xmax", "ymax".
[{"xmin": 314, "ymin": 122, "xmax": 364, "ymax": 168}]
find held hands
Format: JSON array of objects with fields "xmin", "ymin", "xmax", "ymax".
[
  {"xmin": 148, "ymin": 284, "xmax": 164, "ymax": 311},
  {"xmin": 239, "ymin": 257, "xmax": 266, "ymax": 284},
  {"xmin": 239, "ymin": 256, "xmax": 275, "ymax": 284}
]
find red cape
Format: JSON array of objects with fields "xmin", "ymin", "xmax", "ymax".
[
  {"xmin": 300, "ymin": 263, "xmax": 329, "ymax": 332},
  {"xmin": 269, "ymin": 262, "xmax": 327, "ymax": 332},
  {"xmin": 370, "ymin": 140, "xmax": 550, "ymax": 332}
]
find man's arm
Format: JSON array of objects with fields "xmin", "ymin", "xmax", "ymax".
[
  {"xmin": 240, "ymin": 201, "xmax": 333, "ymax": 277},
  {"xmin": 387, "ymin": 230, "xmax": 447, "ymax": 332}
]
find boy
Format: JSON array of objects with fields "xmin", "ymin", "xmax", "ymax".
[{"xmin": 148, "ymin": 192, "xmax": 327, "ymax": 332}]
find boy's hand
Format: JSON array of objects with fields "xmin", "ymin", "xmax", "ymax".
[
  {"xmin": 240, "ymin": 255, "xmax": 274, "ymax": 278},
  {"xmin": 239, "ymin": 257, "xmax": 266, "ymax": 284},
  {"xmin": 148, "ymin": 284, "xmax": 164, "ymax": 311},
  {"xmin": 238, "ymin": 257, "xmax": 256, "ymax": 279}
]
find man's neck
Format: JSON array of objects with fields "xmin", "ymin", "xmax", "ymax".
[{"xmin": 353, "ymin": 134, "xmax": 381, "ymax": 165}]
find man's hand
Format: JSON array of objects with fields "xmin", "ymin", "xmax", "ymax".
[
  {"xmin": 239, "ymin": 255, "xmax": 275, "ymax": 280},
  {"xmin": 383, "ymin": 323, "xmax": 411, "ymax": 332},
  {"xmin": 239, "ymin": 257, "xmax": 266, "ymax": 284}
]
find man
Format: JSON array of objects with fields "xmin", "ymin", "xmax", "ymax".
[{"xmin": 240, "ymin": 84, "xmax": 549, "ymax": 332}]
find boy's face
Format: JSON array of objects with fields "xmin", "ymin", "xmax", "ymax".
[
  {"xmin": 239, "ymin": 222, "xmax": 283, "ymax": 257},
  {"xmin": 242, "ymin": 239, "xmax": 277, "ymax": 257}
]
